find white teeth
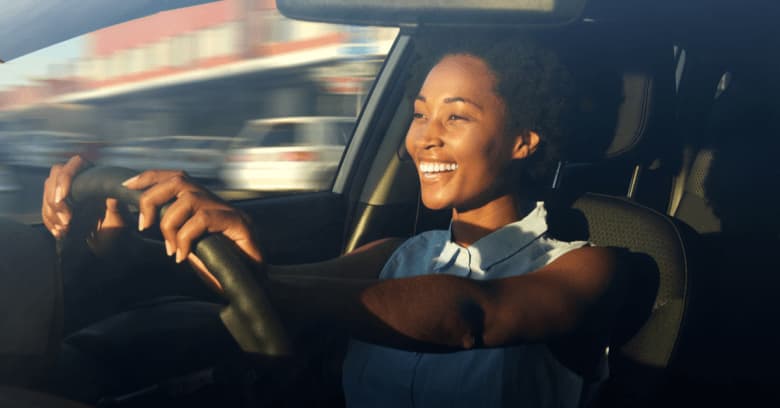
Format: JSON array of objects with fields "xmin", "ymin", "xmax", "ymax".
[{"xmin": 419, "ymin": 161, "xmax": 458, "ymax": 174}]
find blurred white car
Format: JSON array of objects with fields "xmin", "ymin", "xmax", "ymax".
[
  {"xmin": 159, "ymin": 136, "xmax": 233, "ymax": 180},
  {"xmin": 221, "ymin": 116, "xmax": 355, "ymax": 191},
  {"xmin": 101, "ymin": 135, "xmax": 231, "ymax": 180}
]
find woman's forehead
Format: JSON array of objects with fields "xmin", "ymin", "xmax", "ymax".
[{"xmin": 418, "ymin": 54, "xmax": 501, "ymax": 105}]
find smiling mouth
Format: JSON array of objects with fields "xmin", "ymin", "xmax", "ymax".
[{"xmin": 419, "ymin": 161, "xmax": 458, "ymax": 175}]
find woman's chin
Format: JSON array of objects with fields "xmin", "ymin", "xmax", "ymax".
[{"xmin": 420, "ymin": 194, "xmax": 453, "ymax": 211}]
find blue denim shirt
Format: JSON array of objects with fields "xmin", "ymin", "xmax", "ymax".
[{"xmin": 342, "ymin": 202, "xmax": 589, "ymax": 408}]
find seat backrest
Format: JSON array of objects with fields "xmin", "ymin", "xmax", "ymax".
[
  {"xmin": 570, "ymin": 193, "xmax": 687, "ymax": 369},
  {"xmin": 546, "ymin": 192, "xmax": 691, "ymax": 406}
]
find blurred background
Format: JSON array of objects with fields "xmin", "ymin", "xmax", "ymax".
[{"xmin": 0, "ymin": 0, "xmax": 397, "ymax": 222}]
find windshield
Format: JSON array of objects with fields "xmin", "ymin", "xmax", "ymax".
[{"xmin": 0, "ymin": 0, "xmax": 397, "ymax": 222}]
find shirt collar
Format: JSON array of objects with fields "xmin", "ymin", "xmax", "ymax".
[{"xmin": 440, "ymin": 201, "xmax": 549, "ymax": 272}]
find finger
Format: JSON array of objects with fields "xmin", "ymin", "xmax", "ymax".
[
  {"xmin": 187, "ymin": 253, "xmax": 224, "ymax": 294},
  {"xmin": 41, "ymin": 202, "xmax": 61, "ymax": 238},
  {"xmin": 122, "ymin": 169, "xmax": 188, "ymax": 190},
  {"xmin": 136, "ymin": 173, "xmax": 198, "ymax": 231},
  {"xmin": 43, "ymin": 170, "xmax": 72, "ymax": 233},
  {"xmin": 43, "ymin": 208, "xmax": 69, "ymax": 239},
  {"xmin": 158, "ymin": 193, "xmax": 197, "ymax": 257},
  {"xmin": 174, "ymin": 209, "xmax": 211, "ymax": 263},
  {"xmin": 44, "ymin": 164, "xmax": 63, "ymax": 211},
  {"xmin": 221, "ymin": 216, "xmax": 264, "ymax": 263},
  {"xmin": 54, "ymin": 155, "xmax": 89, "ymax": 204},
  {"xmin": 175, "ymin": 209, "xmax": 262, "ymax": 264},
  {"xmin": 42, "ymin": 172, "xmax": 57, "ymax": 233},
  {"xmin": 99, "ymin": 198, "xmax": 125, "ymax": 231}
]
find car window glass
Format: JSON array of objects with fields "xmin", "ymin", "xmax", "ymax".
[
  {"xmin": 336, "ymin": 121, "xmax": 355, "ymax": 144},
  {"xmin": 0, "ymin": 1, "xmax": 397, "ymax": 223}
]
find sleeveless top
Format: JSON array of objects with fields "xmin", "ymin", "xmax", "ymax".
[{"xmin": 343, "ymin": 202, "xmax": 590, "ymax": 407}]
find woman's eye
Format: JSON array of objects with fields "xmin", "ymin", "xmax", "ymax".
[
  {"xmin": 413, "ymin": 112, "xmax": 425, "ymax": 119},
  {"xmin": 448, "ymin": 114, "xmax": 467, "ymax": 121}
]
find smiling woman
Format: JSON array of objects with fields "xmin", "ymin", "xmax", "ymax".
[{"xmin": 31, "ymin": 30, "xmax": 626, "ymax": 407}]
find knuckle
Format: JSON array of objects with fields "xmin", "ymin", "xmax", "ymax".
[
  {"xmin": 178, "ymin": 190, "xmax": 196, "ymax": 200},
  {"xmin": 159, "ymin": 215, "xmax": 175, "ymax": 231},
  {"xmin": 170, "ymin": 174, "xmax": 189, "ymax": 186},
  {"xmin": 49, "ymin": 164, "xmax": 62, "ymax": 177},
  {"xmin": 194, "ymin": 209, "xmax": 210, "ymax": 223}
]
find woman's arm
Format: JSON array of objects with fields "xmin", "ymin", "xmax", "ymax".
[
  {"xmin": 121, "ymin": 170, "xmax": 623, "ymax": 353},
  {"xmin": 266, "ymin": 245, "xmax": 622, "ymax": 352}
]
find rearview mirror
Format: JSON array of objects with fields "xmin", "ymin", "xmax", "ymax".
[{"xmin": 277, "ymin": 0, "xmax": 587, "ymax": 27}]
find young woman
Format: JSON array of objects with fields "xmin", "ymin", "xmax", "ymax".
[{"xmin": 42, "ymin": 33, "xmax": 622, "ymax": 407}]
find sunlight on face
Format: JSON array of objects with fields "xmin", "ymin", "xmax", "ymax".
[{"xmin": 405, "ymin": 54, "xmax": 518, "ymax": 211}]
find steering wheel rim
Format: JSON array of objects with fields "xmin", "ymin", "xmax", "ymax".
[{"xmin": 69, "ymin": 166, "xmax": 292, "ymax": 357}]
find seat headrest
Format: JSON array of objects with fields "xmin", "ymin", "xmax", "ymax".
[
  {"xmin": 604, "ymin": 73, "xmax": 654, "ymax": 158},
  {"xmin": 561, "ymin": 28, "xmax": 673, "ymax": 162}
]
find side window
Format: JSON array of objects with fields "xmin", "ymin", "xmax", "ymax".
[
  {"xmin": 336, "ymin": 121, "xmax": 356, "ymax": 144},
  {"xmin": 0, "ymin": 1, "xmax": 397, "ymax": 223}
]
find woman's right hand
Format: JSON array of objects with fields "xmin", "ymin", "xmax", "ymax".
[{"xmin": 42, "ymin": 155, "xmax": 126, "ymax": 242}]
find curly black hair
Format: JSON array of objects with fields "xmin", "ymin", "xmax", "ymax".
[{"xmin": 409, "ymin": 29, "xmax": 621, "ymax": 195}]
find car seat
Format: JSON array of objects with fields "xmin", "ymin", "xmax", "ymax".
[
  {"xmin": 548, "ymin": 47, "xmax": 692, "ymax": 406},
  {"xmin": 668, "ymin": 61, "xmax": 780, "ymax": 401}
]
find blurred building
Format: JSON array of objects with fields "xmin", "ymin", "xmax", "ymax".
[{"xmin": 0, "ymin": 0, "xmax": 396, "ymax": 138}]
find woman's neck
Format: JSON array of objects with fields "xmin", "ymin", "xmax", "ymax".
[{"xmin": 450, "ymin": 193, "xmax": 531, "ymax": 247}]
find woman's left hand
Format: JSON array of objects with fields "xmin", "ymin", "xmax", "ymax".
[{"xmin": 123, "ymin": 170, "xmax": 264, "ymax": 289}]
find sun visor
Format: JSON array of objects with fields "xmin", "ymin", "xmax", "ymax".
[
  {"xmin": 278, "ymin": 0, "xmax": 587, "ymax": 27},
  {"xmin": 0, "ymin": 0, "xmax": 218, "ymax": 62}
]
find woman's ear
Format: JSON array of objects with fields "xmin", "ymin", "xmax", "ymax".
[{"xmin": 512, "ymin": 130, "xmax": 540, "ymax": 160}]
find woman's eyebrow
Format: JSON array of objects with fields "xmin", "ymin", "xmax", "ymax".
[
  {"xmin": 444, "ymin": 96, "xmax": 484, "ymax": 111},
  {"xmin": 415, "ymin": 95, "xmax": 484, "ymax": 111}
]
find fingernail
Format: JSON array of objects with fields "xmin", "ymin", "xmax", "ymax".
[
  {"xmin": 138, "ymin": 213, "xmax": 145, "ymax": 231},
  {"xmin": 54, "ymin": 186, "xmax": 63, "ymax": 203},
  {"xmin": 175, "ymin": 249, "xmax": 184, "ymax": 264},
  {"xmin": 122, "ymin": 175, "xmax": 139, "ymax": 187},
  {"xmin": 165, "ymin": 240, "xmax": 174, "ymax": 257}
]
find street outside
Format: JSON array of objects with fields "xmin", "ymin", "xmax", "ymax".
[{"xmin": 0, "ymin": 166, "xmax": 268, "ymax": 225}]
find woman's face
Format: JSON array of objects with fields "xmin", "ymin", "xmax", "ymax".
[{"xmin": 405, "ymin": 54, "xmax": 527, "ymax": 211}]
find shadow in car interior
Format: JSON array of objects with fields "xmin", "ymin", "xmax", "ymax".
[
  {"xmin": 0, "ymin": 219, "xmax": 61, "ymax": 388},
  {"xmin": 672, "ymin": 59, "xmax": 780, "ymax": 394}
]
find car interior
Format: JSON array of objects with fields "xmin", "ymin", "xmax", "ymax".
[{"xmin": 1, "ymin": 0, "xmax": 779, "ymax": 407}]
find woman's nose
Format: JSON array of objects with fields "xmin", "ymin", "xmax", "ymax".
[{"xmin": 418, "ymin": 121, "xmax": 444, "ymax": 149}]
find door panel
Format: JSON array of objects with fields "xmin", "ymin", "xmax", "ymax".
[{"xmin": 235, "ymin": 192, "xmax": 346, "ymax": 265}]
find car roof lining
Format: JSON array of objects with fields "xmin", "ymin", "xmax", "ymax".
[{"xmin": 0, "ymin": 0, "xmax": 219, "ymax": 62}]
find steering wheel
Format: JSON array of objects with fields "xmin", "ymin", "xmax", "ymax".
[{"xmin": 68, "ymin": 166, "xmax": 292, "ymax": 357}]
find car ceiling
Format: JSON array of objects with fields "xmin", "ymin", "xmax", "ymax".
[{"xmin": 0, "ymin": 0, "xmax": 218, "ymax": 63}]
